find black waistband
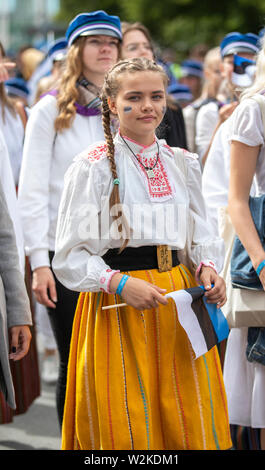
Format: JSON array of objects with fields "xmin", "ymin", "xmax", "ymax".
[{"xmin": 102, "ymin": 246, "xmax": 179, "ymax": 271}]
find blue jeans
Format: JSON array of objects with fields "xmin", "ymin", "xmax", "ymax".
[{"xmin": 246, "ymin": 327, "xmax": 265, "ymax": 366}]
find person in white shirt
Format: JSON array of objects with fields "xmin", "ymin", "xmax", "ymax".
[
  {"xmin": 0, "ymin": 129, "xmax": 24, "ymax": 272},
  {"xmin": 0, "ymin": 42, "xmax": 25, "ymax": 187},
  {"xmin": 196, "ymin": 32, "xmax": 259, "ymax": 168},
  {"xmin": 194, "ymin": 47, "xmax": 223, "ymax": 163},
  {"xmin": 202, "ymin": 33, "xmax": 261, "ymax": 234},
  {"xmin": 18, "ymin": 10, "xmax": 122, "ymax": 427},
  {"xmin": 223, "ymin": 38, "xmax": 265, "ymax": 450},
  {"xmin": 53, "ymin": 57, "xmax": 232, "ymax": 451},
  {"xmin": 202, "ymin": 33, "xmax": 265, "ymax": 450}
]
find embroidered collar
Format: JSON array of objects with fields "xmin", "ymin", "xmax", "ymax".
[
  {"xmin": 115, "ymin": 132, "xmax": 173, "ymax": 201},
  {"xmin": 116, "ymin": 130, "xmax": 158, "ymax": 159}
]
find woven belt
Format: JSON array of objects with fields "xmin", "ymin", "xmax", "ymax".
[{"xmin": 102, "ymin": 245, "xmax": 179, "ymax": 272}]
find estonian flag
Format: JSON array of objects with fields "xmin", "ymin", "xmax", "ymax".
[
  {"xmin": 166, "ymin": 286, "xmax": 229, "ymax": 359},
  {"xmin": 232, "ymin": 55, "xmax": 256, "ymax": 88}
]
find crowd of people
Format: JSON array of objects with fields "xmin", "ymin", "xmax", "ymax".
[{"xmin": 1, "ymin": 8, "xmax": 265, "ymax": 451}]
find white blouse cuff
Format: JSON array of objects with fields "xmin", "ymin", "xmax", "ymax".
[
  {"xmin": 195, "ymin": 259, "xmax": 217, "ymax": 284},
  {"xmin": 29, "ymin": 249, "xmax": 50, "ymax": 271},
  {"xmin": 99, "ymin": 268, "xmax": 120, "ymax": 293}
]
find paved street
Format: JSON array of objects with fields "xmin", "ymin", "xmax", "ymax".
[{"xmin": 0, "ymin": 335, "xmax": 61, "ymax": 451}]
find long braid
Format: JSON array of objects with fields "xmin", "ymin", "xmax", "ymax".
[
  {"xmin": 101, "ymin": 96, "xmax": 130, "ymax": 250},
  {"xmin": 101, "ymin": 97, "xmax": 117, "ymax": 178}
]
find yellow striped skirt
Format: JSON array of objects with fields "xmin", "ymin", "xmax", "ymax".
[{"xmin": 61, "ymin": 264, "xmax": 232, "ymax": 450}]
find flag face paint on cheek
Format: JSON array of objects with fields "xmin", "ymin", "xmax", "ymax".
[{"xmin": 124, "ymin": 106, "xmax": 132, "ymax": 113}]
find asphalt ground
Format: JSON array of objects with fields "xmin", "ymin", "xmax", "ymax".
[{"xmin": 0, "ymin": 334, "xmax": 61, "ymax": 451}]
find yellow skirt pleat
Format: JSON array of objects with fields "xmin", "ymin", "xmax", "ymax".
[{"xmin": 61, "ymin": 264, "xmax": 232, "ymax": 450}]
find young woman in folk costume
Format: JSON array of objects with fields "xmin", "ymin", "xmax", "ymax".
[
  {"xmin": 53, "ymin": 57, "xmax": 232, "ymax": 450},
  {"xmin": 18, "ymin": 11, "xmax": 122, "ymax": 427}
]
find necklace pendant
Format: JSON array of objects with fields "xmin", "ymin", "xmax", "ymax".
[{"xmin": 147, "ymin": 169, "xmax": 155, "ymax": 179}]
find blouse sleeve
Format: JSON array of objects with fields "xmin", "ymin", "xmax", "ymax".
[
  {"xmin": 229, "ymin": 98, "xmax": 264, "ymax": 147},
  {"xmin": 184, "ymin": 152, "xmax": 225, "ymax": 273},
  {"xmin": 18, "ymin": 96, "xmax": 57, "ymax": 270},
  {"xmin": 52, "ymin": 156, "xmax": 119, "ymax": 293}
]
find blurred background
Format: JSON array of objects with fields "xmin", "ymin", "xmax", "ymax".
[{"xmin": 1, "ymin": 0, "xmax": 265, "ymax": 61}]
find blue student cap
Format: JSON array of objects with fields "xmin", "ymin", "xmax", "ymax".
[
  {"xmin": 5, "ymin": 77, "xmax": 29, "ymax": 100},
  {"xmin": 220, "ymin": 32, "xmax": 260, "ymax": 58},
  {"xmin": 167, "ymin": 83, "xmax": 193, "ymax": 102},
  {"xmin": 180, "ymin": 60, "xmax": 203, "ymax": 78},
  {"xmin": 47, "ymin": 38, "xmax": 68, "ymax": 62},
  {"xmin": 66, "ymin": 10, "xmax": 122, "ymax": 47}
]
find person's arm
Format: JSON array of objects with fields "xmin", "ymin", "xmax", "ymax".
[
  {"xmin": 9, "ymin": 325, "xmax": 32, "ymax": 361},
  {"xmin": 228, "ymin": 141, "xmax": 265, "ymax": 285},
  {"xmin": 0, "ymin": 181, "xmax": 32, "ymax": 361},
  {"xmin": 18, "ymin": 96, "xmax": 58, "ymax": 308}
]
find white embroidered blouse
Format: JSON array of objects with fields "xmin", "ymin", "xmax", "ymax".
[{"xmin": 52, "ymin": 133, "xmax": 224, "ymax": 292}]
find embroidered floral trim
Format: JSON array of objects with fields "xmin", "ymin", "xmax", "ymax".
[
  {"xmin": 163, "ymin": 143, "xmax": 175, "ymax": 156},
  {"xmin": 195, "ymin": 260, "xmax": 217, "ymax": 284},
  {"xmin": 87, "ymin": 143, "xmax": 107, "ymax": 162},
  {"xmin": 99, "ymin": 268, "xmax": 120, "ymax": 293},
  {"xmin": 134, "ymin": 152, "xmax": 173, "ymax": 199}
]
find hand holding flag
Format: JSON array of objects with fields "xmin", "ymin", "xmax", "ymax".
[
  {"xmin": 199, "ymin": 265, "xmax": 227, "ymax": 307},
  {"xmin": 166, "ymin": 286, "xmax": 229, "ymax": 359}
]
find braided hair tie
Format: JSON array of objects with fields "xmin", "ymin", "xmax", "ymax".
[{"xmin": 113, "ymin": 178, "xmax": 120, "ymax": 185}]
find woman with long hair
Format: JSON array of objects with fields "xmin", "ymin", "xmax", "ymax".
[
  {"xmin": 53, "ymin": 57, "xmax": 231, "ymax": 450},
  {"xmin": 18, "ymin": 10, "xmax": 122, "ymax": 427},
  {"xmin": 223, "ymin": 33, "xmax": 265, "ymax": 450}
]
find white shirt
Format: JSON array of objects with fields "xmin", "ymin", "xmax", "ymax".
[
  {"xmin": 202, "ymin": 118, "xmax": 232, "ymax": 235},
  {"xmin": 0, "ymin": 102, "xmax": 24, "ymax": 185},
  {"xmin": 18, "ymin": 94, "xmax": 104, "ymax": 271},
  {"xmin": 229, "ymin": 96, "xmax": 265, "ymax": 193},
  {"xmin": 195, "ymin": 101, "xmax": 219, "ymax": 162},
  {"xmin": 52, "ymin": 133, "xmax": 224, "ymax": 293},
  {"xmin": 0, "ymin": 129, "xmax": 24, "ymax": 272}
]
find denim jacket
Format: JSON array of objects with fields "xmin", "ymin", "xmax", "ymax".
[
  {"xmin": 231, "ymin": 194, "xmax": 265, "ymax": 290},
  {"xmin": 246, "ymin": 327, "xmax": 265, "ymax": 366}
]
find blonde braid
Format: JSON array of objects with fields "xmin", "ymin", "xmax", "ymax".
[{"xmin": 101, "ymin": 96, "xmax": 130, "ymax": 250}]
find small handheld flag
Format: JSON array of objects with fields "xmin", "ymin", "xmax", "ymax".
[{"xmin": 166, "ymin": 286, "xmax": 229, "ymax": 359}]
